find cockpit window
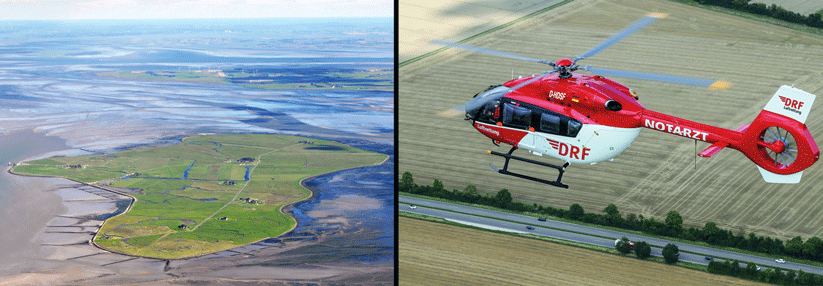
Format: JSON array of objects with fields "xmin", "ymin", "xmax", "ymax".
[
  {"xmin": 474, "ymin": 100, "xmax": 498, "ymax": 123},
  {"xmin": 502, "ymin": 103, "xmax": 531, "ymax": 129}
]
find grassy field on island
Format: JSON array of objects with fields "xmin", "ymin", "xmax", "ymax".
[{"xmin": 13, "ymin": 134, "xmax": 387, "ymax": 259}]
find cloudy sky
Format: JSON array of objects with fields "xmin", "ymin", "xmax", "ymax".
[{"xmin": 0, "ymin": 0, "xmax": 393, "ymax": 20}]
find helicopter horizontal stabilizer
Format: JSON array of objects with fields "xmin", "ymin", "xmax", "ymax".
[
  {"xmin": 698, "ymin": 142, "xmax": 728, "ymax": 158},
  {"xmin": 698, "ymin": 124, "xmax": 749, "ymax": 158}
]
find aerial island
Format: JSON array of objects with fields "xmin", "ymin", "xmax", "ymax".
[{"xmin": 12, "ymin": 134, "xmax": 387, "ymax": 259}]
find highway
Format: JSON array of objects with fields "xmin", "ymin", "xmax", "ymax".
[{"xmin": 400, "ymin": 195, "xmax": 823, "ymax": 275}]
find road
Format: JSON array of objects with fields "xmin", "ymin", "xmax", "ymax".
[{"xmin": 400, "ymin": 195, "xmax": 823, "ymax": 275}]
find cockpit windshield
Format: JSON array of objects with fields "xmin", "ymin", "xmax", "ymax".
[{"xmin": 465, "ymin": 85, "xmax": 509, "ymax": 121}]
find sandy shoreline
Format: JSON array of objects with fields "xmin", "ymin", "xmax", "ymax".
[
  {"xmin": 0, "ymin": 135, "xmax": 393, "ymax": 284},
  {"xmin": 0, "ymin": 165, "xmax": 160, "ymax": 285}
]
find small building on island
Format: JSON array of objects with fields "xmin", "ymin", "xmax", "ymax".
[
  {"xmin": 239, "ymin": 197, "xmax": 260, "ymax": 204},
  {"xmin": 237, "ymin": 157, "xmax": 255, "ymax": 163},
  {"xmin": 178, "ymin": 224, "xmax": 188, "ymax": 230}
]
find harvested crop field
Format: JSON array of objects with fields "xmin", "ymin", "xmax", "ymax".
[
  {"xmin": 750, "ymin": 0, "xmax": 822, "ymax": 16},
  {"xmin": 399, "ymin": 217, "xmax": 764, "ymax": 285},
  {"xmin": 399, "ymin": 0, "xmax": 823, "ymax": 241}
]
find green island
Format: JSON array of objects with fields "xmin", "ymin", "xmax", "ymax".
[
  {"xmin": 12, "ymin": 134, "xmax": 388, "ymax": 259},
  {"xmin": 95, "ymin": 67, "xmax": 393, "ymax": 91}
]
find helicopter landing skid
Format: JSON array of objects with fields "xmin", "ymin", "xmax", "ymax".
[{"xmin": 488, "ymin": 147, "xmax": 570, "ymax": 189}]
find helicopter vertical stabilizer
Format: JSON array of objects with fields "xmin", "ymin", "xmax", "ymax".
[
  {"xmin": 748, "ymin": 85, "xmax": 818, "ymax": 183},
  {"xmin": 762, "ymin": 85, "xmax": 815, "ymax": 124}
]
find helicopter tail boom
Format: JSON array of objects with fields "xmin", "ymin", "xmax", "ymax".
[{"xmin": 697, "ymin": 124, "xmax": 749, "ymax": 158}]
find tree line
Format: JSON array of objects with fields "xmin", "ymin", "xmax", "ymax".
[
  {"xmin": 691, "ymin": 0, "xmax": 823, "ymax": 29},
  {"xmin": 708, "ymin": 259, "xmax": 823, "ymax": 285},
  {"xmin": 615, "ymin": 236, "xmax": 681, "ymax": 265},
  {"xmin": 400, "ymin": 172, "xmax": 823, "ymax": 280}
]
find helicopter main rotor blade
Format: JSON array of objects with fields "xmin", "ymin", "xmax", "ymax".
[
  {"xmin": 574, "ymin": 12, "xmax": 668, "ymax": 62},
  {"xmin": 429, "ymin": 39, "xmax": 553, "ymax": 66},
  {"xmin": 580, "ymin": 66, "xmax": 732, "ymax": 90}
]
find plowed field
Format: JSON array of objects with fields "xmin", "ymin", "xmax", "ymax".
[{"xmin": 399, "ymin": 217, "xmax": 765, "ymax": 285}]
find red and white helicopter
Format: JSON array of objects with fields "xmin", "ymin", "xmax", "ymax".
[{"xmin": 435, "ymin": 13, "xmax": 819, "ymax": 188}]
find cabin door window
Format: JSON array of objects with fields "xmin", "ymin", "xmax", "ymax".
[{"xmin": 502, "ymin": 103, "xmax": 531, "ymax": 129}]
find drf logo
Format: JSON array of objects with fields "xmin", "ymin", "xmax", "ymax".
[
  {"xmin": 779, "ymin": 96, "xmax": 804, "ymax": 109},
  {"xmin": 547, "ymin": 139, "xmax": 590, "ymax": 160},
  {"xmin": 779, "ymin": 96, "xmax": 804, "ymax": 115}
]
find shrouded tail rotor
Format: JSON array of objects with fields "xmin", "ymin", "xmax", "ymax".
[{"xmin": 759, "ymin": 126, "xmax": 798, "ymax": 168}]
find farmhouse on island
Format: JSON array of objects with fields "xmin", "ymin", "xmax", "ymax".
[
  {"xmin": 237, "ymin": 157, "xmax": 255, "ymax": 163},
  {"xmin": 238, "ymin": 197, "xmax": 259, "ymax": 204},
  {"xmin": 178, "ymin": 224, "xmax": 188, "ymax": 230}
]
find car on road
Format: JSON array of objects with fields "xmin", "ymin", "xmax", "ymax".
[
  {"xmin": 705, "ymin": 256, "xmax": 713, "ymax": 261},
  {"xmin": 776, "ymin": 259, "xmax": 786, "ymax": 264},
  {"xmin": 526, "ymin": 226, "xmax": 534, "ymax": 230},
  {"xmin": 614, "ymin": 239, "xmax": 635, "ymax": 250},
  {"xmin": 409, "ymin": 205, "xmax": 417, "ymax": 209},
  {"xmin": 538, "ymin": 217, "xmax": 547, "ymax": 221}
]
